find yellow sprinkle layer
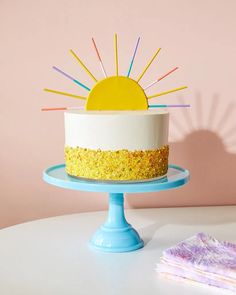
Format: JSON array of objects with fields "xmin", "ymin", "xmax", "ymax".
[{"xmin": 65, "ymin": 145, "xmax": 169, "ymax": 181}]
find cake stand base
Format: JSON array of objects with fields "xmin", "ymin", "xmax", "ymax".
[
  {"xmin": 43, "ymin": 164, "xmax": 190, "ymax": 253},
  {"xmin": 90, "ymin": 193, "xmax": 144, "ymax": 252}
]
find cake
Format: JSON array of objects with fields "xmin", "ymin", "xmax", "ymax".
[
  {"xmin": 43, "ymin": 35, "xmax": 188, "ymax": 181},
  {"xmin": 64, "ymin": 109, "xmax": 169, "ymax": 181}
]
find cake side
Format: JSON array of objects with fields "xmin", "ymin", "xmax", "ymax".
[
  {"xmin": 65, "ymin": 146, "xmax": 169, "ymax": 181},
  {"xmin": 64, "ymin": 110, "xmax": 169, "ymax": 181}
]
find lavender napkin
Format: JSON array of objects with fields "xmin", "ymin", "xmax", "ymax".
[{"xmin": 156, "ymin": 233, "xmax": 236, "ymax": 292}]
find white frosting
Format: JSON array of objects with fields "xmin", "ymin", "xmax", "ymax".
[{"xmin": 64, "ymin": 110, "xmax": 169, "ymax": 151}]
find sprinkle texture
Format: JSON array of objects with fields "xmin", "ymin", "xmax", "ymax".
[
  {"xmin": 65, "ymin": 145, "xmax": 169, "ymax": 181},
  {"xmin": 157, "ymin": 232, "xmax": 236, "ymax": 292}
]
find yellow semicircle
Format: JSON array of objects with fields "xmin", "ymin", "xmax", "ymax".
[{"xmin": 86, "ymin": 76, "xmax": 148, "ymax": 111}]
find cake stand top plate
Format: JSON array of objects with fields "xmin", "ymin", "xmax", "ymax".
[{"xmin": 43, "ymin": 164, "xmax": 189, "ymax": 193}]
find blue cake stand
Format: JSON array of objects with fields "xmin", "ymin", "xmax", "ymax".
[{"xmin": 43, "ymin": 164, "xmax": 189, "ymax": 253}]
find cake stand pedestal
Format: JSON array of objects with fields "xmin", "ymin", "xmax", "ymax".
[{"xmin": 43, "ymin": 164, "xmax": 189, "ymax": 253}]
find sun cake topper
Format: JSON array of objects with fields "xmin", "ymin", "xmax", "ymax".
[{"xmin": 42, "ymin": 34, "xmax": 190, "ymax": 111}]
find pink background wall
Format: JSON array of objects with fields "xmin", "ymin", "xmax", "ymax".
[{"xmin": 1, "ymin": 0, "xmax": 236, "ymax": 228}]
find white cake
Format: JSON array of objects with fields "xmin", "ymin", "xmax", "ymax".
[{"xmin": 64, "ymin": 109, "xmax": 169, "ymax": 181}]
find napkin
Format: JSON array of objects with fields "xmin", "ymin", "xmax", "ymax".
[{"xmin": 156, "ymin": 232, "xmax": 236, "ymax": 292}]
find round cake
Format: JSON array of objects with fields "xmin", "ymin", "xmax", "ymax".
[{"xmin": 64, "ymin": 109, "xmax": 169, "ymax": 181}]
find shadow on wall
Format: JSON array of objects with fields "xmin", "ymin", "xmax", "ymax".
[{"xmin": 127, "ymin": 94, "xmax": 236, "ymax": 208}]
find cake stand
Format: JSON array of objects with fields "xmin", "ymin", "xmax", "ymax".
[{"xmin": 43, "ymin": 164, "xmax": 189, "ymax": 253}]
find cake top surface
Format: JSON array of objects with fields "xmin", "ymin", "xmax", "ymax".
[{"xmin": 65, "ymin": 109, "xmax": 169, "ymax": 116}]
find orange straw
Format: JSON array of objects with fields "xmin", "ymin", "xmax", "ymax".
[
  {"xmin": 92, "ymin": 37, "xmax": 107, "ymax": 77},
  {"xmin": 41, "ymin": 107, "xmax": 67, "ymax": 111},
  {"xmin": 144, "ymin": 67, "xmax": 179, "ymax": 90},
  {"xmin": 41, "ymin": 106, "xmax": 84, "ymax": 111},
  {"xmin": 157, "ymin": 66, "xmax": 179, "ymax": 82}
]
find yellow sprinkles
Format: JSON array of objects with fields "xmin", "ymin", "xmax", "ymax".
[{"xmin": 65, "ymin": 145, "xmax": 169, "ymax": 181}]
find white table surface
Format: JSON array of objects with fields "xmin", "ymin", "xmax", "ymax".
[{"xmin": 0, "ymin": 206, "xmax": 235, "ymax": 295}]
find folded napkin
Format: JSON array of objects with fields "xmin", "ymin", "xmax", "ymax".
[{"xmin": 156, "ymin": 232, "xmax": 236, "ymax": 292}]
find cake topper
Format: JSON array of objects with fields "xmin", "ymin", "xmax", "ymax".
[{"xmin": 43, "ymin": 34, "xmax": 189, "ymax": 111}]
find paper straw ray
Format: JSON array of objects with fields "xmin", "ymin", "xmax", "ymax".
[
  {"xmin": 42, "ymin": 107, "xmax": 68, "ymax": 111},
  {"xmin": 92, "ymin": 38, "xmax": 102, "ymax": 61},
  {"xmin": 41, "ymin": 106, "xmax": 84, "ymax": 111},
  {"xmin": 44, "ymin": 88, "xmax": 86, "ymax": 100},
  {"xmin": 70, "ymin": 49, "xmax": 97, "ymax": 82},
  {"xmin": 127, "ymin": 37, "xmax": 140, "ymax": 77},
  {"xmin": 157, "ymin": 67, "xmax": 179, "ymax": 82},
  {"xmin": 148, "ymin": 86, "xmax": 188, "ymax": 99},
  {"xmin": 144, "ymin": 67, "xmax": 179, "ymax": 90},
  {"xmin": 114, "ymin": 33, "xmax": 118, "ymax": 76},
  {"xmin": 92, "ymin": 37, "xmax": 107, "ymax": 77},
  {"xmin": 52, "ymin": 66, "xmax": 90, "ymax": 91},
  {"xmin": 137, "ymin": 48, "xmax": 161, "ymax": 83},
  {"xmin": 148, "ymin": 104, "xmax": 190, "ymax": 108}
]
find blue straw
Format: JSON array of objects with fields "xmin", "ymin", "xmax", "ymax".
[
  {"xmin": 149, "ymin": 104, "xmax": 191, "ymax": 108},
  {"xmin": 127, "ymin": 37, "xmax": 140, "ymax": 77},
  {"xmin": 52, "ymin": 66, "xmax": 90, "ymax": 91}
]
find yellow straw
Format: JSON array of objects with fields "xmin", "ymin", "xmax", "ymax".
[
  {"xmin": 44, "ymin": 88, "xmax": 86, "ymax": 100},
  {"xmin": 137, "ymin": 48, "xmax": 161, "ymax": 83},
  {"xmin": 70, "ymin": 49, "xmax": 98, "ymax": 82},
  {"xmin": 114, "ymin": 33, "xmax": 118, "ymax": 76},
  {"xmin": 148, "ymin": 86, "xmax": 188, "ymax": 99}
]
